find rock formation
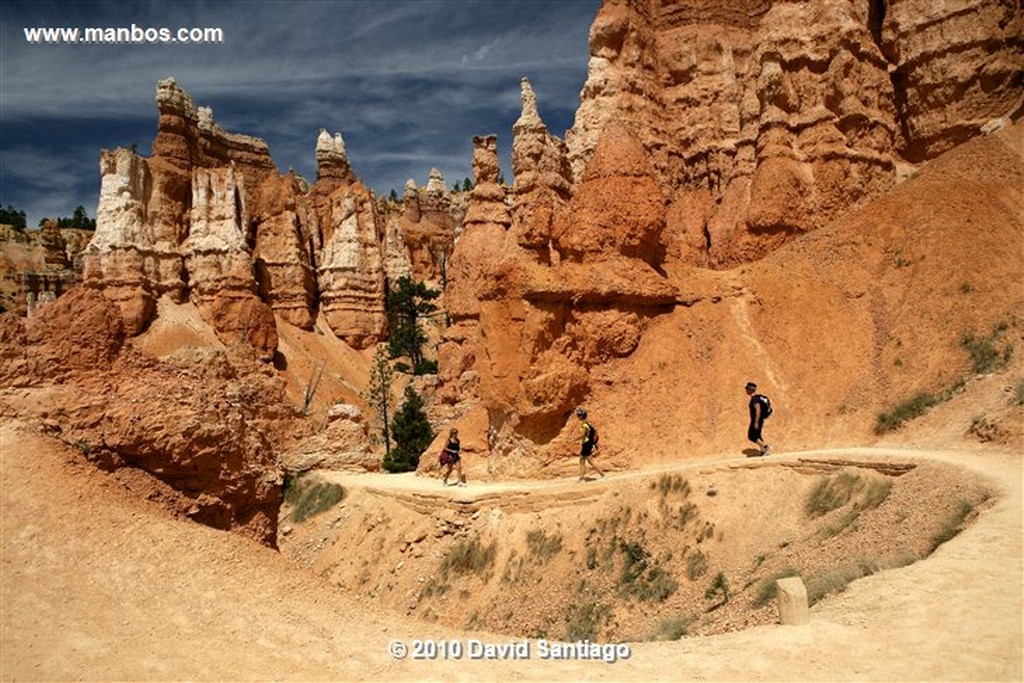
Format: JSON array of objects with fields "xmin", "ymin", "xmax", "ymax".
[
  {"xmin": 0, "ymin": 287, "xmax": 290, "ymax": 546},
  {"xmin": 565, "ymin": 0, "xmax": 1022, "ymax": 268},
  {"xmin": 1, "ymin": 223, "xmax": 82, "ymax": 317},
  {"xmin": 438, "ymin": 99, "xmax": 679, "ymax": 470},
  {"xmin": 511, "ymin": 77, "xmax": 574, "ymax": 257},
  {"xmin": 881, "ymin": 0, "xmax": 1024, "ymax": 161},
  {"xmin": 391, "ymin": 170, "xmax": 457, "ymax": 286},
  {"xmin": 83, "ymin": 79, "xmax": 404, "ymax": 350}
]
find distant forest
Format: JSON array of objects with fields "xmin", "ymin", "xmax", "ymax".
[{"xmin": 0, "ymin": 204, "xmax": 96, "ymax": 230}]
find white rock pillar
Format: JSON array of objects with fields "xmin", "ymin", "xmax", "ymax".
[{"xmin": 776, "ymin": 576, "xmax": 810, "ymax": 625}]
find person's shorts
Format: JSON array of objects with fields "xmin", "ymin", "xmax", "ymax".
[
  {"xmin": 580, "ymin": 442, "xmax": 595, "ymax": 458},
  {"xmin": 748, "ymin": 423, "xmax": 763, "ymax": 442}
]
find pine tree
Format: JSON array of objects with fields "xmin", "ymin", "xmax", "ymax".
[
  {"xmin": 361, "ymin": 345, "xmax": 395, "ymax": 460},
  {"xmin": 0, "ymin": 205, "xmax": 26, "ymax": 230},
  {"xmin": 387, "ymin": 276, "xmax": 440, "ymax": 374},
  {"xmin": 384, "ymin": 385, "xmax": 434, "ymax": 473}
]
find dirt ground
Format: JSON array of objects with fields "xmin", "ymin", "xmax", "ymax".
[{"xmin": 1, "ymin": 418, "xmax": 1020, "ymax": 681}]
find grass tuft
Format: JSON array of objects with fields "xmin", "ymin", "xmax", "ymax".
[
  {"xmin": 651, "ymin": 615, "xmax": 694, "ymax": 641},
  {"xmin": 962, "ymin": 324, "xmax": 1013, "ymax": 374},
  {"xmin": 284, "ymin": 475, "xmax": 345, "ymax": 523},
  {"xmin": 565, "ymin": 601, "xmax": 610, "ymax": 641},
  {"xmin": 753, "ymin": 567, "xmax": 801, "ymax": 607},
  {"xmin": 526, "ymin": 529, "xmax": 563, "ymax": 563},
  {"xmin": 441, "ymin": 537, "xmax": 497, "ymax": 579}
]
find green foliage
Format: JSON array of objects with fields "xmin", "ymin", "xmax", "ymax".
[
  {"xmin": 0, "ymin": 205, "xmax": 27, "ymax": 230},
  {"xmin": 284, "ymin": 475, "xmax": 345, "ymax": 523},
  {"xmin": 361, "ymin": 345, "xmax": 394, "ymax": 460},
  {"xmin": 962, "ymin": 323, "xmax": 1013, "ymax": 374},
  {"xmin": 805, "ymin": 471, "xmax": 892, "ymax": 519},
  {"xmin": 753, "ymin": 568, "xmax": 800, "ymax": 607},
  {"xmin": 656, "ymin": 473, "xmax": 690, "ymax": 497},
  {"xmin": 874, "ymin": 392, "xmax": 941, "ymax": 433},
  {"xmin": 387, "ymin": 276, "xmax": 440, "ymax": 374},
  {"xmin": 384, "ymin": 385, "xmax": 433, "ymax": 473},
  {"xmin": 704, "ymin": 572, "xmax": 730, "ymax": 605},
  {"xmin": 440, "ymin": 537, "xmax": 497, "ymax": 578},
  {"xmin": 526, "ymin": 529, "xmax": 563, "ymax": 563},
  {"xmin": 43, "ymin": 205, "xmax": 96, "ymax": 230},
  {"xmin": 685, "ymin": 549, "xmax": 708, "ymax": 580},
  {"xmin": 617, "ymin": 541, "xmax": 678, "ymax": 602},
  {"xmin": 805, "ymin": 472, "xmax": 862, "ymax": 518},
  {"xmin": 565, "ymin": 601, "xmax": 610, "ymax": 641},
  {"xmin": 651, "ymin": 615, "xmax": 693, "ymax": 641}
]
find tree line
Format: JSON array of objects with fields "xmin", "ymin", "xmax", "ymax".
[{"xmin": 0, "ymin": 204, "xmax": 96, "ymax": 231}]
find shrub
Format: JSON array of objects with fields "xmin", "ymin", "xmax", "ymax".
[
  {"xmin": 526, "ymin": 530, "xmax": 563, "ymax": 563},
  {"xmin": 384, "ymin": 385, "xmax": 434, "ymax": 473},
  {"xmin": 285, "ymin": 475, "xmax": 345, "ymax": 523},
  {"xmin": 875, "ymin": 392, "xmax": 941, "ymax": 433},
  {"xmin": 805, "ymin": 472, "xmax": 861, "ymax": 518},
  {"xmin": 704, "ymin": 572, "xmax": 730, "ymax": 606},
  {"xmin": 962, "ymin": 324, "xmax": 1013, "ymax": 374},
  {"xmin": 651, "ymin": 615, "xmax": 693, "ymax": 641},
  {"xmin": 618, "ymin": 541, "xmax": 678, "ymax": 602},
  {"xmin": 565, "ymin": 601, "xmax": 610, "ymax": 640},
  {"xmin": 441, "ymin": 537, "xmax": 497, "ymax": 578},
  {"xmin": 753, "ymin": 568, "xmax": 800, "ymax": 607},
  {"xmin": 656, "ymin": 474, "xmax": 690, "ymax": 496},
  {"xmin": 686, "ymin": 549, "xmax": 708, "ymax": 580}
]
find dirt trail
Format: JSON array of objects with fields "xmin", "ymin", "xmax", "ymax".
[{"xmin": 1, "ymin": 421, "xmax": 1021, "ymax": 681}]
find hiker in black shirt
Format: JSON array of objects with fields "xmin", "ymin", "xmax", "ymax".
[
  {"xmin": 440, "ymin": 428, "xmax": 466, "ymax": 487},
  {"xmin": 745, "ymin": 381, "xmax": 771, "ymax": 456}
]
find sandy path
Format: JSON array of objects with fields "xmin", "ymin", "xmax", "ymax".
[{"xmin": 1, "ymin": 422, "xmax": 1020, "ymax": 681}]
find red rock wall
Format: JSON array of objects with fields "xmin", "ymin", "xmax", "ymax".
[{"xmin": 566, "ymin": 0, "xmax": 1022, "ymax": 268}]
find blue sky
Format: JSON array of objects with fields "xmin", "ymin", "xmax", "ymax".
[{"xmin": 0, "ymin": 0, "xmax": 598, "ymax": 227}]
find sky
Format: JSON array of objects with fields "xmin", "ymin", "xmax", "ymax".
[{"xmin": 0, "ymin": 0, "xmax": 599, "ymax": 227}]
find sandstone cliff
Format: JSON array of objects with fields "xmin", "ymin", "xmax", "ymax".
[
  {"xmin": 0, "ymin": 223, "xmax": 82, "ymax": 317},
  {"xmin": 435, "ymin": 0, "xmax": 1022, "ymax": 475},
  {"xmin": 84, "ymin": 79, "xmax": 463, "ymax": 352},
  {"xmin": 565, "ymin": 0, "xmax": 1022, "ymax": 268}
]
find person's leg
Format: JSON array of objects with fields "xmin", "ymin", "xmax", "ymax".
[
  {"xmin": 578, "ymin": 457, "xmax": 586, "ymax": 481},
  {"xmin": 457, "ymin": 461, "xmax": 466, "ymax": 486},
  {"xmin": 442, "ymin": 464, "xmax": 451, "ymax": 486}
]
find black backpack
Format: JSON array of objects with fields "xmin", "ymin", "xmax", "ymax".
[
  {"xmin": 586, "ymin": 422, "xmax": 599, "ymax": 445},
  {"xmin": 758, "ymin": 394, "xmax": 773, "ymax": 419}
]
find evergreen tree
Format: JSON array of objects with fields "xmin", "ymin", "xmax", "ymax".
[
  {"xmin": 0, "ymin": 205, "xmax": 26, "ymax": 230},
  {"xmin": 462, "ymin": 177, "xmax": 473, "ymax": 192},
  {"xmin": 387, "ymin": 276, "xmax": 440, "ymax": 374},
  {"xmin": 361, "ymin": 345, "xmax": 395, "ymax": 460},
  {"xmin": 384, "ymin": 385, "xmax": 434, "ymax": 473}
]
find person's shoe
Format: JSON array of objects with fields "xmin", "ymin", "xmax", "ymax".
[
  {"xmin": 761, "ymin": 444, "xmax": 771, "ymax": 456},
  {"xmin": 442, "ymin": 480, "xmax": 449, "ymax": 487},
  {"xmin": 457, "ymin": 482, "xmax": 466, "ymax": 487}
]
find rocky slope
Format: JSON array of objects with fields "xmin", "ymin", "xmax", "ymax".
[{"xmin": 2, "ymin": 0, "xmax": 1021, "ymax": 547}]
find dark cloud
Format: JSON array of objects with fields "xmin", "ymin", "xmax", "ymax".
[{"xmin": 1, "ymin": 0, "xmax": 597, "ymax": 225}]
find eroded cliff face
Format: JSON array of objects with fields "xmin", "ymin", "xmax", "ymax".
[
  {"xmin": 83, "ymin": 79, "xmax": 446, "ymax": 352},
  {"xmin": 438, "ymin": 85, "xmax": 679, "ymax": 472},
  {"xmin": 565, "ymin": 0, "xmax": 1022, "ymax": 268},
  {"xmin": 437, "ymin": 0, "xmax": 1023, "ymax": 471}
]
